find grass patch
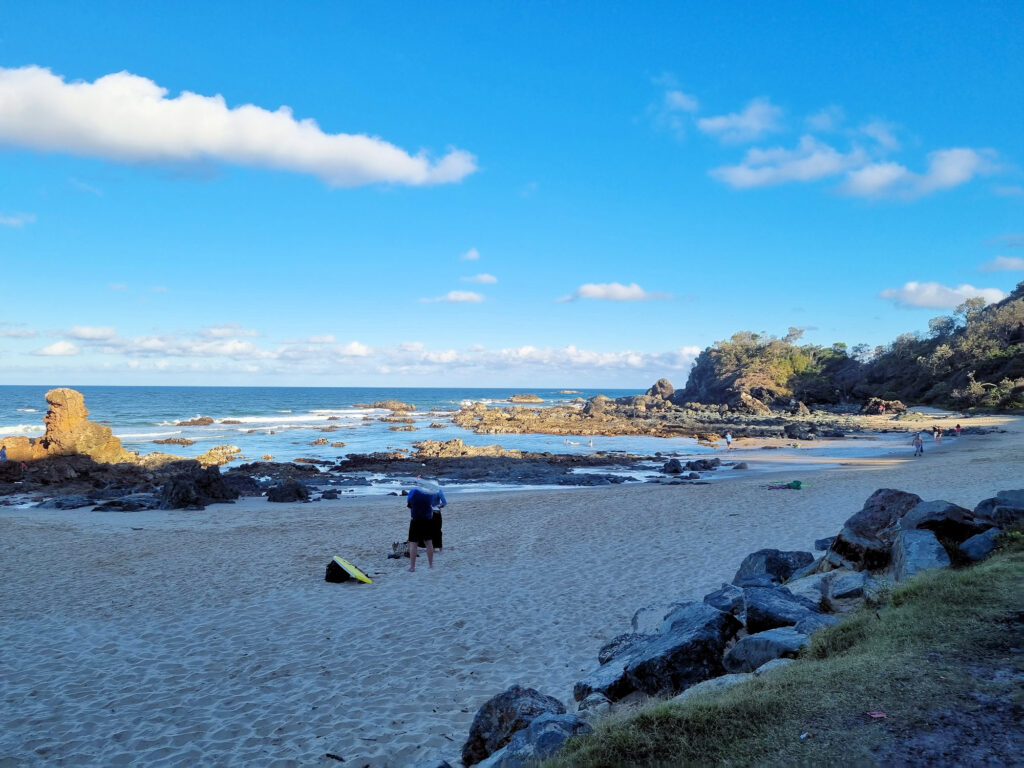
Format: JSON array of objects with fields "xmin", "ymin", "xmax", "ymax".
[{"xmin": 545, "ymin": 548, "xmax": 1024, "ymax": 767}]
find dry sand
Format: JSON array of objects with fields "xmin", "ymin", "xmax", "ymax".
[{"xmin": 1, "ymin": 411, "xmax": 1021, "ymax": 767}]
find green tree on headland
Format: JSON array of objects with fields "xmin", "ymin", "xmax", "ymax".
[{"xmin": 677, "ymin": 282, "xmax": 1024, "ymax": 412}]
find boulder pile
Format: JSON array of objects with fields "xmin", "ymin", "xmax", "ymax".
[{"xmin": 456, "ymin": 486, "xmax": 1023, "ymax": 766}]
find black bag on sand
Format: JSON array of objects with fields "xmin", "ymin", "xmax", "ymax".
[{"xmin": 324, "ymin": 559, "xmax": 351, "ymax": 582}]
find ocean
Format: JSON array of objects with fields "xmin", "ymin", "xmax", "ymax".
[{"xmin": 0, "ymin": 385, "xmax": 709, "ymax": 468}]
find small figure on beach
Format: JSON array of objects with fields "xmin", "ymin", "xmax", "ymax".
[
  {"xmin": 955, "ymin": 423, "xmax": 962, "ymax": 438},
  {"xmin": 932, "ymin": 425, "xmax": 942, "ymax": 443},
  {"xmin": 0, "ymin": 446, "xmax": 7, "ymax": 461},
  {"xmin": 405, "ymin": 484, "xmax": 446, "ymax": 571},
  {"xmin": 879, "ymin": 403, "xmax": 886, "ymax": 416},
  {"xmin": 913, "ymin": 433, "xmax": 924, "ymax": 457},
  {"xmin": 724, "ymin": 432, "xmax": 733, "ymax": 450}
]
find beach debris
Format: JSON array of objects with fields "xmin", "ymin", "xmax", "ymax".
[
  {"xmin": 868, "ymin": 711, "xmax": 888, "ymax": 719},
  {"xmin": 324, "ymin": 753, "xmax": 344, "ymax": 762},
  {"xmin": 767, "ymin": 480, "xmax": 805, "ymax": 490},
  {"xmin": 462, "ymin": 685, "xmax": 566, "ymax": 766}
]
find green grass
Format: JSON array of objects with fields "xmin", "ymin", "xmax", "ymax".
[{"xmin": 545, "ymin": 541, "xmax": 1024, "ymax": 768}]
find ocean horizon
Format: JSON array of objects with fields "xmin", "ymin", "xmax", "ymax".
[{"xmin": 1, "ymin": 384, "xmax": 704, "ymax": 467}]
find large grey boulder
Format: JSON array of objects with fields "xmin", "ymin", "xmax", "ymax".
[
  {"xmin": 794, "ymin": 614, "xmax": 841, "ymax": 635},
  {"xmin": 724, "ymin": 627, "xmax": 809, "ymax": 673},
  {"xmin": 632, "ymin": 601, "xmax": 685, "ymax": 635},
  {"xmin": 732, "ymin": 549, "xmax": 815, "ymax": 586},
  {"xmin": 782, "ymin": 572, "xmax": 830, "ymax": 610},
  {"xmin": 573, "ymin": 602, "xmax": 741, "ymax": 702},
  {"xmin": 973, "ymin": 490, "xmax": 1024, "ymax": 530},
  {"xmin": 597, "ymin": 633, "xmax": 650, "ymax": 665},
  {"xmin": 830, "ymin": 489, "xmax": 923, "ymax": 570},
  {"xmin": 897, "ymin": 500, "xmax": 988, "ymax": 543},
  {"xmin": 891, "ymin": 529, "xmax": 951, "ymax": 582},
  {"xmin": 959, "ymin": 528, "xmax": 1000, "ymax": 563},
  {"xmin": 743, "ymin": 586, "xmax": 820, "ymax": 633},
  {"xmin": 462, "ymin": 685, "xmax": 566, "ymax": 766},
  {"xmin": 702, "ymin": 583, "xmax": 745, "ymax": 618},
  {"xmin": 476, "ymin": 714, "xmax": 591, "ymax": 768},
  {"xmin": 827, "ymin": 570, "xmax": 867, "ymax": 602}
]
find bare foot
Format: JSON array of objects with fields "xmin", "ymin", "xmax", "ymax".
[{"xmin": 407, "ymin": 567, "xmax": 415, "ymax": 572}]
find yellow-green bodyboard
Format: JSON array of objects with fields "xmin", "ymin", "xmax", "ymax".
[{"xmin": 333, "ymin": 556, "xmax": 372, "ymax": 583}]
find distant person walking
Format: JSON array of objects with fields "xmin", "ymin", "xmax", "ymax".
[
  {"xmin": 955, "ymin": 423, "xmax": 962, "ymax": 438},
  {"xmin": 724, "ymin": 432, "xmax": 733, "ymax": 450},
  {"xmin": 913, "ymin": 433, "xmax": 924, "ymax": 457}
]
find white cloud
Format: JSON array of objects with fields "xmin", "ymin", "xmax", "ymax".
[
  {"xmin": 33, "ymin": 340, "xmax": 79, "ymax": 356},
  {"xmin": 697, "ymin": 98, "xmax": 783, "ymax": 144},
  {"xmin": 67, "ymin": 325, "xmax": 117, "ymax": 340},
  {"xmin": 841, "ymin": 148, "xmax": 997, "ymax": 198},
  {"xmin": 860, "ymin": 120, "xmax": 900, "ymax": 151},
  {"xmin": 0, "ymin": 212, "xmax": 35, "ymax": 227},
  {"xmin": 307, "ymin": 334, "xmax": 336, "ymax": 343},
  {"xmin": 805, "ymin": 105, "xmax": 845, "ymax": 132},
  {"xmin": 559, "ymin": 282, "xmax": 672, "ymax": 302},
  {"xmin": 980, "ymin": 255, "xmax": 1024, "ymax": 272},
  {"xmin": 664, "ymin": 90, "xmax": 699, "ymax": 113},
  {"xmin": 201, "ymin": 323, "xmax": 259, "ymax": 338},
  {"xmin": 337, "ymin": 341, "xmax": 370, "ymax": 356},
  {"xmin": 423, "ymin": 290, "xmax": 485, "ymax": 303},
  {"xmin": 461, "ymin": 273, "xmax": 497, "ymax": 284},
  {"xmin": 879, "ymin": 281, "xmax": 1006, "ymax": 308},
  {"xmin": 710, "ymin": 136, "xmax": 864, "ymax": 188},
  {"xmin": 0, "ymin": 65, "xmax": 477, "ymax": 187},
  {"xmin": 0, "ymin": 324, "xmax": 37, "ymax": 338},
  {"xmin": 461, "ymin": 247, "xmax": 480, "ymax": 261}
]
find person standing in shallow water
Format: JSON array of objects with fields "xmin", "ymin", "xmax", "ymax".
[{"xmin": 913, "ymin": 433, "xmax": 924, "ymax": 457}]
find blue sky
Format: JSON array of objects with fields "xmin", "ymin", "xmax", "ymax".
[{"xmin": 1, "ymin": 1, "xmax": 1022, "ymax": 387}]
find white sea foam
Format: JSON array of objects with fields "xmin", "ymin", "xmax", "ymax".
[
  {"xmin": 116, "ymin": 431, "xmax": 184, "ymax": 439},
  {"xmin": 0, "ymin": 424, "xmax": 44, "ymax": 436},
  {"xmin": 15, "ymin": 408, "xmax": 39, "ymax": 413}
]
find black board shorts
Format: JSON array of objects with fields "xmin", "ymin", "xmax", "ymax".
[{"xmin": 408, "ymin": 518, "xmax": 433, "ymax": 543}]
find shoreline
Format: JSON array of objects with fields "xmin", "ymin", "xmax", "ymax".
[{"xmin": 1, "ymin": 412, "xmax": 1019, "ymax": 767}]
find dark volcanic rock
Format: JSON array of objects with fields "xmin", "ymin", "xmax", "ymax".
[
  {"xmin": 973, "ymin": 490, "xmax": 1024, "ymax": 530},
  {"xmin": 176, "ymin": 416, "xmax": 214, "ymax": 426},
  {"xmin": 830, "ymin": 488, "xmax": 923, "ymax": 570},
  {"xmin": 723, "ymin": 627, "xmax": 809, "ymax": 673},
  {"xmin": 222, "ymin": 473, "xmax": 261, "ymax": 496},
  {"xmin": 743, "ymin": 586, "xmax": 820, "ymax": 633},
  {"xmin": 732, "ymin": 548, "xmax": 815, "ymax": 586},
  {"xmin": 160, "ymin": 465, "xmax": 240, "ymax": 510},
  {"xmin": 897, "ymin": 500, "xmax": 988, "ymax": 544},
  {"xmin": 33, "ymin": 494, "xmax": 96, "ymax": 510},
  {"xmin": 573, "ymin": 602, "xmax": 741, "ymax": 702},
  {"xmin": 93, "ymin": 493, "xmax": 161, "ymax": 512},
  {"xmin": 267, "ymin": 479, "xmax": 310, "ymax": 503},
  {"xmin": 475, "ymin": 713, "xmax": 591, "ymax": 768},
  {"xmin": 703, "ymin": 583, "xmax": 745, "ymax": 618},
  {"xmin": 462, "ymin": 685, "xmax": 565, "ymax": 766},
  {"xmin": 662, "ymin": 458, "xmax": 683, "ymax": 474},
  {"xmin": 154, "ymin": 437, "xmax": 195, "ymax": 446}
]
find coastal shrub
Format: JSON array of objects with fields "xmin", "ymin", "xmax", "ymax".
[{"xmin": 546, "ymin": 548, "xmax": 1023, "ymax": 767}]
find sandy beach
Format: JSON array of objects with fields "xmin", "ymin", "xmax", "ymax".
[{"xmin": 1, "ymin": 411, "xmax": 1020, "ymax": 767}]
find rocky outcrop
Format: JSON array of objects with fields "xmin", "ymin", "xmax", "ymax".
[
  {"xmin": 159, "ymin": 465, "xmax": 240, "ymax": 510},
  {"xmin": 646, "ymin": 378, "xmax": 675, "ymax": 399},
  {"xmin": 507, "ymin": 393, "xmax": 544, "ymax": 403},
  {"xmin": 462, "ymin": 685, "xmax": 566, "ymax": 766},
  {"xmin": 267, "ymin": 479, "xmax": 310, "ymax": 503},
  {"xmin": 39, "ymin": 388, "xmax": 135, "ymax": 463},
  {"xmin": 828, "ymin": 489, "xmax": 923, "ymax": 570},
  {"xmin": 411, "ymin": 439, "xmax": 524, "ymax": 459},
  {"xmin": 176, "ymin": 416, "xmax": 214, "ymax": 426}
]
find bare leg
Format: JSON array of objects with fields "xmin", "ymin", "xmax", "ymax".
[
  {"xmin": 408, "ymin": 542, "xmax": 417, "ymax": 572},
  {"xmin": 425, "ymin": 540, "xmax": 434, "ymax": 568}
]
